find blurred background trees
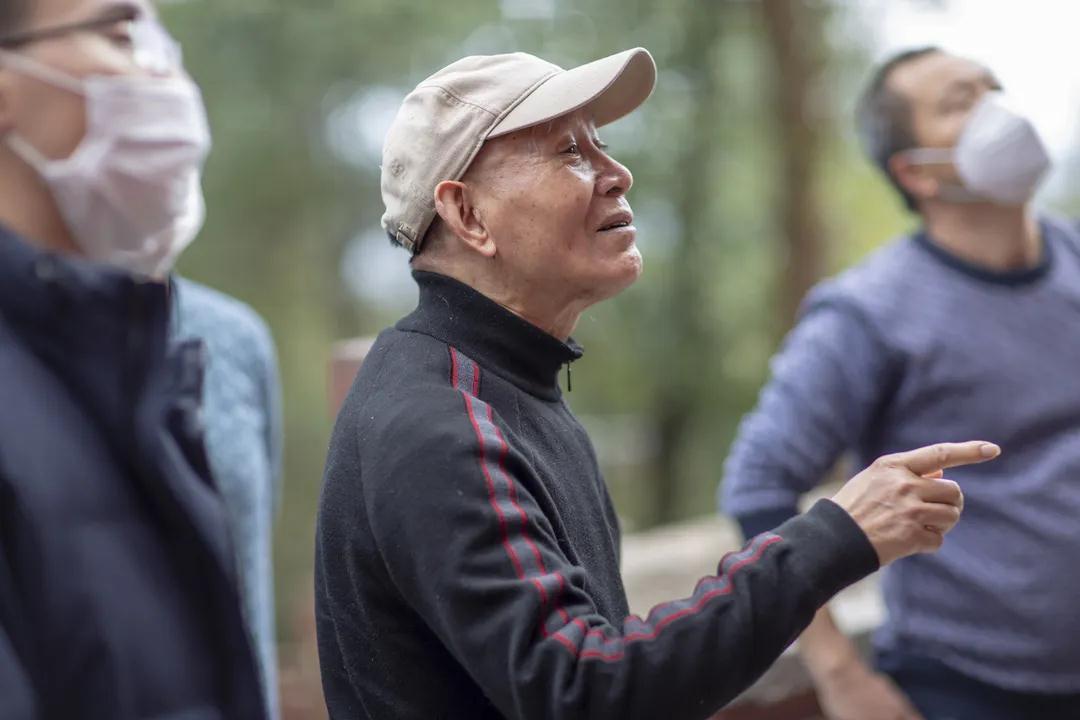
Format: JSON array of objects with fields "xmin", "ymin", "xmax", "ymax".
[{"xmin": 158, "ymin": 0, "xmax": 1080, "ymax": 711}]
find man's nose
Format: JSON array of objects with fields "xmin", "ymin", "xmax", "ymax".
[{"xmin": 597, "ymin": 157, "xmax": 633, "ymax": 197}]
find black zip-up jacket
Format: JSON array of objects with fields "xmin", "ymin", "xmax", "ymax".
[
  {"xmin": 0, "ymin": 225, "xmax": 265, "ymax": 719},
  {"xmin": 315, "ymin": 270, "xmax": 878, "ymax": 719}
]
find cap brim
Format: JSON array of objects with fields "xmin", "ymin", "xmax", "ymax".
[{"xmin": 487, "ymin": 47, "xmax": 656, "ymax": 139}]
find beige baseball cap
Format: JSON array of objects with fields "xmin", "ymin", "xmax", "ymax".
[{"xmin": 380, "ymin": 47, "xmax": 657, "ymax": 254}]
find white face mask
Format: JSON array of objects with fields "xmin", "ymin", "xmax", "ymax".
[
  {"xmin": 0, "ymin": 51, "xmax": 211, "ymax": 279},
  {"xmin": 903, "ymin": 92, "xmax": 1051, "ymax": 206}
]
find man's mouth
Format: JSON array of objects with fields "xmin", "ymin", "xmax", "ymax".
[{"xmin": 598, "ymin": 212, "xmax": 634, "ymax": 232}]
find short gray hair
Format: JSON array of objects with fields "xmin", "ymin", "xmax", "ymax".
[{"xmin": 856, "ymin": 46, "xmax": 941, "ymax": 211}]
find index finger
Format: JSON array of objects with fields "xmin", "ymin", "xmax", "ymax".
[{"xmin": 884, "ymin": 441, "xmax": 1001, "ymax": 476}]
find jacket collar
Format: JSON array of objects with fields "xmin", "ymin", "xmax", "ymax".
[
  {"xmin": 397, "ymin": 271, "xmax": 583, "ymax": 401},
  {"xmin": 0, "ymin": 223, "xmax": 175, "ymax": 441}
]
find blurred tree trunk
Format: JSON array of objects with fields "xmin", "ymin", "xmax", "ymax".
[
  {"xmin": 760, "ymin": 0, "xmax": 830, "ymax": 333},
  {"xmin": 649, "ymin": 1, "xmax": 725, "ymax": 527},
  {"xmin": 649, "ymin": 0, "xmax": 834, "ymax": 526}
]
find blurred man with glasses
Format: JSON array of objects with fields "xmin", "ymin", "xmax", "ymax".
[{"xmin": 0, "ymin": 1, "xmax": 266, "ymax": 717}]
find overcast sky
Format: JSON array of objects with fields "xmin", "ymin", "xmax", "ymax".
[{"xmin": 856, "ymin": 0, "xmax": 1080, "ymax": 156}]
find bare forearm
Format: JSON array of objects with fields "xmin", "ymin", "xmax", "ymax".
[
  {"xmin": 800, "ymin": 606, "xmax": 924, "ymax": 720},
  {"xmin": 800, "ymin": 606, "xmax": 864, "ymax": 681}
]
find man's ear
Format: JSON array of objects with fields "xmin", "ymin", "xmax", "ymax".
[
  {"xmin": 889, "ymin": 152, "xmax": 939, "ymax": 203},
  {"xmin": 433, "ymin": 180, "xmax": 496, "ymax": 258}
]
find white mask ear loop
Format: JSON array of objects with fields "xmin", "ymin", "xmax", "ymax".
[
  {"xmin": 899, "ymin": 147, "xmax": 982, "ymax": 203},
  {"xmin": 0, "ymin": 49, "xmax": 85, "ymax": 94},
  {"xmin": 902, "ymin": 147, "xmax": 955, "ymax": 165},
  {"xmin": 5, "ymin": 133, "xmax": 52, "ymax": 170},
  {"xmin": 0, "ymin": 51, "xmax": 87, "ymax": 169},
  {"xmin": 898, "ymin": 146, "xmax": 989, "ymax": 201}
]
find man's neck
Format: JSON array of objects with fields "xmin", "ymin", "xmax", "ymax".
[
  {"xmin": 496, "ymin": 293, "xmax": 583, "ymax": 343},
  {"xmin": 0, "ymin": 157, "xmax": 80, "ymax": 255},
  {"xmin": 411, "ymin": 257, "xmax": 584, "ymax": 342},
  {"xmin": 921, "ymin": 202, "xmax": 1042, "ymax": 271}
]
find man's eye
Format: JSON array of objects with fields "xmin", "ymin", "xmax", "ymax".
[
  {"xmin": 104, "ymin": 23, "xmax": 135, "ymax": 49},
  {"xmin": 562, "ymin": 142, "xmax": 580, "ymax": 155},
  {"xmin": 944, "ymin": 99, "xmax": 975, "ymax": 115}
]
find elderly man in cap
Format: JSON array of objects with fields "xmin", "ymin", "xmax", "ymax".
[{"xmin": 314, "ymin": 48, "xmax": 999, "ymax": 719}]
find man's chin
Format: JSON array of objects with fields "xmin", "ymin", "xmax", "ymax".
[
  {"xmin": 622, "ymin": 246, "xmax": 644, "ymax": 285},
  {"xmin": 594, "ymin": 247, "xmax": 643, "ymax": 302}
]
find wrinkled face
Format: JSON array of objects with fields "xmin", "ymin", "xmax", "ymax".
[
  {"xmin": 890, "ymin": 50, "xmax": 1001, "ymax": 186},
  {"xmin": 0, "ymin": 0, "xmax": 157, "ymax": 161},
  {"xmin": 467, "ymin": 110, "xmax": 641, "ymax": 306}
]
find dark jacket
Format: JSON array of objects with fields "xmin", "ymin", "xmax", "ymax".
[
  {"xmin": 0, "ymin": 225, "xmax": 265, "ymax": 719},
  {"xmin": 315, "ymin": 270, "xmax": 878, "ymax": 720}
]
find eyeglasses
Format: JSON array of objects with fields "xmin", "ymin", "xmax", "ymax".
[{"xmin": 0, "ymin": 5, "xmax": 182, "ymax": 74}]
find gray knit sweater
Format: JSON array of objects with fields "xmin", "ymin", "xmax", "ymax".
[{"xmin": 722, "ymin": 215, "xmax": 1080, "ymax": 693}]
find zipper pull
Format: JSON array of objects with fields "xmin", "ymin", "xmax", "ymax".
[{"xmin": 566, "ymin": 362, "xmax": 572, "ymax": 393}]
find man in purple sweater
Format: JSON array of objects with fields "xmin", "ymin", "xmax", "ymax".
[{"xmin": 722, "ymin": 47, "xmax": 1080, "ymax": 719}]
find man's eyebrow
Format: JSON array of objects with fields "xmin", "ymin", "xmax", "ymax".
[
  {"xmin": 0, "ymin": 1, "xmax": 143, "ymax": 47},
  {"xmin": 91, "ymin": 2, "xmax": 143, "ymax": 25},
  {"xmin": 941, "ymin": 68, "xmax": 1001, "ymax": 98},
  {"xmin": 942, "ymin": 77, "xmax": 976, "ymax": 93}
]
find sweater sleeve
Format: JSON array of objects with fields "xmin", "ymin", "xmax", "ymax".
[
  {"xmin": 366, "ymin": 387, "xmax": 880, "ymax": 720},
  {"xmin": 251, "ymin": 315, "xmax": 284, "ymax": 515},
  {"xmin": 720, "ymin": 296, "xmax": 900, "ymax": 531}
]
